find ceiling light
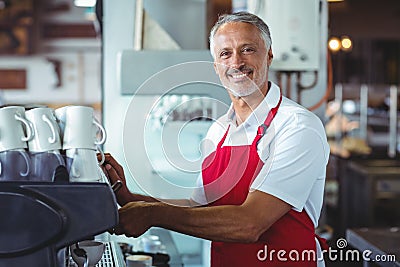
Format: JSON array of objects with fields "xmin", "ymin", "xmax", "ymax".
[
  {"xmin": 341, "ymin": 36, "xmax": 352, "ymax": 51},
  {"xmin": 328, "ymin": 37, "xmax": 341, "ymax": 52},
  {"xmin": 74, "ymin": 0, "xmax": 96, "ymax": 7}
]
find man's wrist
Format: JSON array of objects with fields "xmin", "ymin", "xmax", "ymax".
[
  {"xmin": 119, "ymin": 192, "xmax": 155, "ymax": 205},
  {"xmin": 149, "ymin": 202, "xmax": 168, "ymax": 227},
  {"xmin": 117, "ymin": 189, "xmax": 134, "ymax": 206}
]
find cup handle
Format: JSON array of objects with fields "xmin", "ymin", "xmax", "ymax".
[
  {"xmin": 18, "ymin": 150, "xmax": 30, "ymax": 177},
  {"xmin": 15, "ymin": 114, "xmax": 34, "ymax": 142},
  {"xmin": 55, "ymin": 152, "xmax": 65, "ymax": 166},
  {"xmin": 70, "ymin": 149, "xmax": 80, "ymax": 178},
  {"xmin": 97, "ymin": 144, "xmax": 105, "ymax": 165},
  {"xmin": 93, "ymin": 119, "xmax": 107, "ymax": 145},
  {"xmin": 42, "ymin": 114, "xmax": 57, "ymax": 144}
]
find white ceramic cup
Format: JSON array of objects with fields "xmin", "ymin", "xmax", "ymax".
[
  {"xmin": 0, "ymin": 149, "xmax": 30, "ymax": 181},
  {"xmin": 62, "ymin": 106, "xmax": 106, "ymax": 150},
  {"xmin": 66, "ymin": 148, "xmax": 104, "ymax": 182},
  {"xmin": 25, "ymin": 107, "xmax": 62, "ymax": 152},
  {"xmin": 126, "ymin": 255, "xmax": 153, "ymax": 267},
  {"xmin": 29, "ymin": 150, "xmax": 65, "ymax": 182},
  {"xmin": 70, "ymin": 240, "xmax": 105, "ymax": 267},
  {"xmin": 0, "ymin": 106, "xmax": 33, "ymax": 152},
  {"xmin": 54, "ymin": 106, "xmax": 68, "ymax": 137}
]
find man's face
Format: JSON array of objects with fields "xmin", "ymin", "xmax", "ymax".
[{"xmin": 212, "ymin": 22, "xmax": 272, "ymax": 97}]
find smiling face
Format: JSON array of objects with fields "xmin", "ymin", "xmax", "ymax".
[{"xmin": 212, "ymin": 22, "xmax": 273, "ymax": 98}]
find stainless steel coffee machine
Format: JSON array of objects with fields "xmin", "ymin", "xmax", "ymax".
[{"xmin": 0, "ymin": 179, "xmax": 119, "ymax": 267}]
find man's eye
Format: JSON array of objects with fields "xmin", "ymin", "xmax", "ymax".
[
  {"xmin": 220, "ymin": 51, "xmax": 230, "ymax": 58},
  {"xmin": 243, "ymin": 47, "xmax": 255, "ymax": 53}
]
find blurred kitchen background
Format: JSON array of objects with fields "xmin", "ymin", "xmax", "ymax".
[{"xmin": 0, "ymin": 0, "xmax": 399, "ymax": 266}]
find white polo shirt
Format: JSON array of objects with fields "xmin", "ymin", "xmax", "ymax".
[{"xmin": 192, "ymin": 81, "xmax": 330, "ymax": 227}]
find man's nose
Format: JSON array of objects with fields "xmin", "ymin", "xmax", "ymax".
[{"xmin": 229, "ymin": 52, "xmax": 245, "ymax": 69}]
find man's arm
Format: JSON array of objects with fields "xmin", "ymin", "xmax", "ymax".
[
  {"xmin": 114, "ymin": 190, "xmax": 291, "ymax": 243},
  {"xmin": 103, "ymin": 153, "xmax": 291, "ymax": 242}
]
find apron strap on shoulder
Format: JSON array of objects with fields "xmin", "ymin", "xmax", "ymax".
[{"xmin": 257, "ymin": 124, "xmax": 268, "ymax": 136}]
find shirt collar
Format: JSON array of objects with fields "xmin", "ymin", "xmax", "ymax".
[{"xmin": 225, "ymin": 81, "xmax": 282, "ymax": 128}]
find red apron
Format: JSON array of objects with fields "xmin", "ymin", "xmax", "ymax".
[{"xmin": 202, "ymin": 92, "xmax": 327, "ymax": 266}]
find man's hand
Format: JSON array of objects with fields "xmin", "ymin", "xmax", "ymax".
[
  {"xmin": 113, "ymin": 201, "xmax": 154, "ymax": 237},
  {"xmin": 98, "ymin": 153, "xmax": 159, "ymax": 206},
  {"xmin": 98, "ymin": 153, "xmax": 133, "ymax": 206}
]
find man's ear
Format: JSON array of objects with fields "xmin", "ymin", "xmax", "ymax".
[
  {"xmin": 267, "ymin": 48, "xmax": 273, "ymax": 66},
  {"xmin": 213, "ymin": 62, "xmax": 218, "ymax": 74}
]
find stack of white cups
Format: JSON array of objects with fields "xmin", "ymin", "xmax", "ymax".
[
  {"xmin": 55, "ymin": 105, "xmax": 106, "ymax": 182},
  {"xmin": 0, "ymin": 106, "xmax": 33, "ymax": 181},
  {"xmin": 25, "ymin": 107, "xmax": 65, "ymax": 182}
]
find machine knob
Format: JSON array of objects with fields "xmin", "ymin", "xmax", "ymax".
[
  {"xmin": 300, "ymin": 54, "xmax": 308, "ymax": 61},
  {"xmin": 281, "ymin": 53, "xmax": 289, "ymax": 61}
]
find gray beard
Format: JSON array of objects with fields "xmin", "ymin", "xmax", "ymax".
[{"xmin": 228, "ymin": 85, "xmax": 259, "ymax": 98}]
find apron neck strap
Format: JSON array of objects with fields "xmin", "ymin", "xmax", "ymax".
[
  {"xmin": 217, "ymin": 125, "xmax": 230, "ymax": 149},
  {"xmin": 217, "ymin": 88, "xmax": 283, "ymax": 149},
  {"xmin": 253, "ymin": 90, "xmax": 283, "ymax": 145}
]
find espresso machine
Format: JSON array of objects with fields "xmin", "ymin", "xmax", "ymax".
[
  {"xmin": 0, "ymin": 102, "xmax": 131, "ymax": 267},
  {"xmin": 0, "ymin": 178, "xmax": 121, "ymax": 267}
]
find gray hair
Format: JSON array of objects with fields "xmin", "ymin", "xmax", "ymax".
[{"xmin": 209, "ymin": 11, "xmax": 272, "ymax": 59}]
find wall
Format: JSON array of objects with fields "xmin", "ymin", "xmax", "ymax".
[
  {"xmin": 329, "ymin": 0, "xmax": 400, "ymax": 40},
  {"xmin": 0, "ymin": 2, "xmax": 101, "ymax": 108},
  {"xmin": 144, "ymin": 0, "xmax": 208, "ymax": 49},
  {"xmin": 102, "ymin": 0, "xmax": 136, "ymax": 186},
  {"xmin": 0, "ymin": 50, "xmax": 101, "ymax": 106}
]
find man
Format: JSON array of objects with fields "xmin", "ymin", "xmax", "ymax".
[{"xmin": 102, "ymin": 12, "xmax": 329, "ymax": 267}]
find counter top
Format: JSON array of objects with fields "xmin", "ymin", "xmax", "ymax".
[
  {"xmin": 330, "ymin": 145, "xmax": 400, "ymax": 161},
  {"xmin": 149, "ymin": 228, "xmax": 184, "ymax": 267},
  {"xmin": 346, "ymin": 228, "xmax": 400, "ymax": 267},
  {"xmin": 109, "ymin": 228, "xmax": 184, "ymax": 267}
]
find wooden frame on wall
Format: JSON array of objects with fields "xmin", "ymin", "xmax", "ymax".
[{"xmin": 0, "ymin": 69, "xmax": 27, "ymax": 89}]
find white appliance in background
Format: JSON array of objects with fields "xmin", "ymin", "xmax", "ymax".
[
  {"xmin": 238, "ymin": 0, "xmax": 329, "ymax": 117},
  {"xmin": 118, "ymin": 50, "xmax": 230, "ymax": 199},
  {"xmin": 246, "ymin": 0, "xmax": 321, "ymax": 71}
]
